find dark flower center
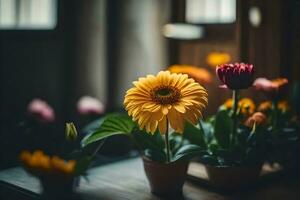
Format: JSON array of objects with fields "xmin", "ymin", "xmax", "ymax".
[{"xmin": 151, "ymin": 85, "xmax": 181, "ymax": 104}]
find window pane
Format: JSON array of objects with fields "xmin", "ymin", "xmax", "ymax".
[
  {"xmin": 186, "ymin": 0, "xmax": 236, "ymax": 24},
  {"xmin": 0, "ymin": 0, "xmax": 57, "ymax": 29}
]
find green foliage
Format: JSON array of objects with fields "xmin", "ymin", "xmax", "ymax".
[
  {"xmin": 132, "ymin": 130, "xmax": 165, "ymax": 152},
  {"xmin": 172, "ymin": 144, "xmax": 205, "ymax": 162},
  {"xmin": 214, "ymin": 110, "xmax": 232, "ymax": 148},
  {"xmin": 80, "ymin": 113, "xmax": 204, "ymax": 163},
  {"xmin": 81, "ymin": 113, "xmax": 135, "ymax": 147},
  {"xmin": 144, "ymin": 149, "xmax": 166, "ymax": 162},
  {"xmin": 182, "ymin": 122, "xmax": 206, "ymax": 147},
  {"xmin": 74, "ymin": 156, "xmax": 93, "ymax": 176}
]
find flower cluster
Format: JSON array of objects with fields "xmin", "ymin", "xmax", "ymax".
[
  {"xmin": 20, "ymin": 150, "xmax": 76, "ymax": 178},
  {"xmin": 258, "ymin": 100, "xmax": 290, "ymax": 114},
  {"xmin": 222, "ymin": 98, "xmax": 256, "ymax": 116}
]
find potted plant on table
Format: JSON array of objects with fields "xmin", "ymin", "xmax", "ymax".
[
  {"xmin": 19, "ymin": 123, "xmax": 96, "ymax": 199},
  {"xmin": 188, "ymin": 63, "xmax": 268, "ymax": 190},
  {"xmin": 253, "ymin": 78, "xmax": 300, "ymax": 168},
  {"xmin": 81, "ymin": 71, "xmax": 208, "ymax": 197}
]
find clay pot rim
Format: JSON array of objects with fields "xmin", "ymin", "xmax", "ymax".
[
  {"xmin": 142, "ymin": 156, "xmax": 188, "ymax": 166},
  {"xmin": 204, "ymin": 163, "xmax": 262, "ymax": 169}
]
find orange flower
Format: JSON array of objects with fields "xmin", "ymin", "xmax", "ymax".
[
  {"xmin": 20, "ymin": 150, "xmax": 76, "ymax": 177},
  {"xmin": 257, "ymin": 101, "xmax": 272, "ymax": 113},
  {"xmin": 245, "ymin": 112, "xmax": 267, "ymax": 128},
  {"xmin": 222, "ymin": 98, "xmax": 233, "ymax": 110},
  {"xmin": 238, "ymin": 98, "xmax": 256, "ymax": 115},
  {"xmin": 206, "ymin": 51, "xmax": 231, "ymax": 68},
  {"xmin": 277, "ymin": 100, "xmax": 290, "ymax": 112},
  {"xmin": 168, "ymin": 65, "xmax": 212, "ymax": 85}
]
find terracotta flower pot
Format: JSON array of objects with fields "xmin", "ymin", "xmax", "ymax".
[
  {"xmin": 205, "ymin": 164, "xmax": 262, "ymax": 190},
  {"xmin": 142, "ymin": 157, "xmax": 189, "ymax": 197}
]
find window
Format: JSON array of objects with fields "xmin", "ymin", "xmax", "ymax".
[
  {"xmin": 186, "ymin": 0, "xmax": 236, "ymax": 24},
  {"xmin": 0, "ymin": 0, "xmax": 57, "ymax": 29}
]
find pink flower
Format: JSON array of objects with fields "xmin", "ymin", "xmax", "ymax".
[
  {"xmin": 216, "ymin": 63, "xmax": 254, "ymax": 90},
  {"xmin": 253, "ymin": 78, "xmax": 288, "ymax": 99},
  {"xmin": 27, "ymin": 99, "xmax": 55, "ymax": 123},
  {"xmin": 77, "ymin": 96, "xmax": 105, "ymax": 115}
]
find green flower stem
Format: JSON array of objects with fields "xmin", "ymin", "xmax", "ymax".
[
  {"xmin": 198, "ymin": 118, "xmax": 207, "ymax": 148},
  {"xmin": 91, "ymin": 139, "xmax": 106, "ymax": 158},
  {"xmin": 231, "ymin": 89, "xmax": 239, "ymax": 147},
  {"xmin": 165, "ymin": 119, "xmax": 171, "ymax": 163}
]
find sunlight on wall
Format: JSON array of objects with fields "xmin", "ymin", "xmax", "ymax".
[
  {"xmin": 0, "ymin": 0, "xmax": 56, "ymax": 29},
  {"xmin": 186, "ymin": 0, "xmax": 236, "ymax": 24}
]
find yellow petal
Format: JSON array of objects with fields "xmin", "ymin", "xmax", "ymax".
[
  {"xmin": 158, "ymin": 116, "xmax": 167, "ymax": 134},
  {"xmin": 173, "ymin": 103, "xmax": 186, "ymax": 113}
]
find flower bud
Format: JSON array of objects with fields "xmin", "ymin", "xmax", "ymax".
[
  {"xmin": 65, "ymin": 122, "xmax": 78, "ymax": 141},
  {"xmin": 216, "ymin": 63, "xmax": 254, "ymax": 90}
]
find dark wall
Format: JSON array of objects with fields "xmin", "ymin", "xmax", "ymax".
[{"xmin": 0, "ymin": 1, "xmax": 80, "ymax": 168}]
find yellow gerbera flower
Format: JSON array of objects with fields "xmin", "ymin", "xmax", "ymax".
[
  {"xmin": 124, "ymin": 71, "xmax": 208, "ymax": 134},
  {"xmin": 238, "ymin": 98, "xmax": 256, "ymax": 115}
]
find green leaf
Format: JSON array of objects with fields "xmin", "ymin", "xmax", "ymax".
[
  {"xmin": 170, "ymin": 133, "xmax": 188, "ymax": 154},
  {"xmin": 183, "ymin": 122, "xmax": 207, "ymax": 147},
  {"xmin": 214, "ymin": 110, "xmax": 232, "ymax": 148},
  {"xmin": 81, "ymin": 113, "xmax": 136, "ymax": 147},
  {"xmin": 172, "ymin": 144, "xmax": 205, "ymax": 162},
  {"xmin": 82, "ymin": 118, "xmax": 105, "ymax": 135},
  {"xmin": 200, "ymin": 155, "xmax": 219, "ymax": 165},
  {"xmin": 132, "ymin": 130, "xmax": 164, "ymax": 152},
  {"xmin": 144, "ymin": 149, "xmax": 166, "ymax": 162}
]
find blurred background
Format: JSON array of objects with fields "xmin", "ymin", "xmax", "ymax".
[{"xmin": 0, "ymin": 0, "xmax": 300, "ymax": 168}]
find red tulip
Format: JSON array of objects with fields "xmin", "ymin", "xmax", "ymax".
[{"xmin": 216, "ymin": 63, "xmax": 254, "ymax": 90}]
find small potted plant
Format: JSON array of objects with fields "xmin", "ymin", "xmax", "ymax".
[
  {"xmin": 19, "ymin": 123, "xmax": 96, "ymax": 199},
  {"xmin": 187, "ymin": 63, "xmax": 268, "ymax": 190},
  {"xmin": 19, "ymin": 150, "xmax": 78, "ymax": 199},
  {"xmin": 81, "ymin": 71, "xmax": 208, "ymax": 197},
  {"xmin": 254, "ymin": 78, "xmax": 300, "ymax": 168}
]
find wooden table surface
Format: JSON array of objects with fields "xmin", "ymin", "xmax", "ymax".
[{"xmin": 1, "ymin": 157, "xmax": 300, "ymax": 200}]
